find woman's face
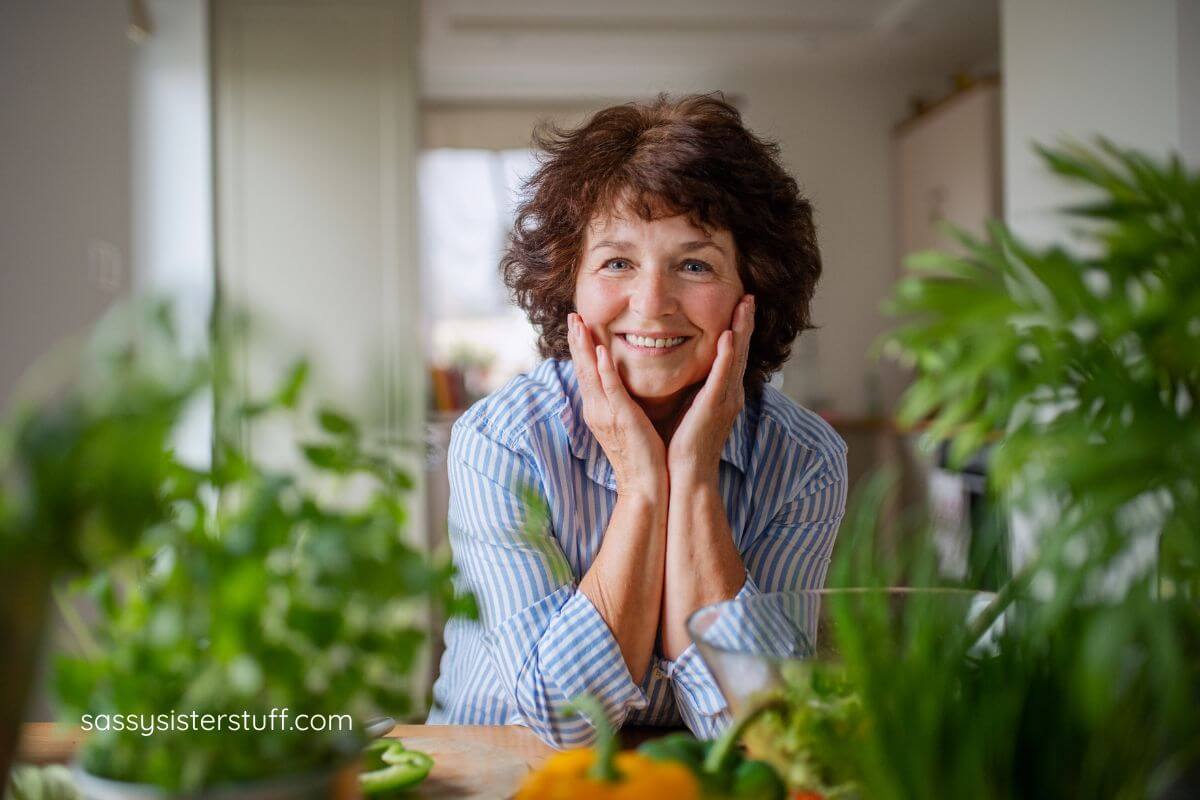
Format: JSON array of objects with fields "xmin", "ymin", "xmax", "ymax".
[{"xmin": 574, "ymin": 207, "xmax": 745, "ymax": 405}]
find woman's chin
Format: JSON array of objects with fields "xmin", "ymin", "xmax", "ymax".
[
  {"xmin": 628, "ymin": 387, "xmax": 681, "ymax": 405},
  {"xmin": 625, "ymin": 377, "xmax": 703, "ymax": 409},
  {"xmin": 615, "ymin": 358, "xmax": 710, "ymax": 407}
]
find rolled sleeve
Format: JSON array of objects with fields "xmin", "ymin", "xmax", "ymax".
[
  {"xmin": 486, "ymin": 588, "xmax": 647, "ymax": 745},
  {"xmin": 661, "ymin": 574, "xmax": 761, "ymax": 736},
  {"xmin": 447, "ymin": 423, "xmax": 646, "ymax": 748},
  {"xmin": 666, "ymin": 449, "xmax": 848, "ymax": 739}
]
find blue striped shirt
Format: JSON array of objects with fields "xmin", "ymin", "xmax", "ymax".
[{"xmin": 426, "ymin": 358, "xmax": 847, "ymax": 748}]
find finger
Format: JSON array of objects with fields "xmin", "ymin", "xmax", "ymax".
[
  {"xmin": 567, "ymin": 314, "xmax": 604, "ymax": 402},
  {"xmin": 568, "ymin": 317, "xmax": 613, "ymax": 425},
  {"xmin": 593, "ymin": 344, "xmax": 620, "ymax": 397},
  {"xmin": 733, "ymin": 295, "xmax": 755, "ymax": 386},
  {"xmin": 689, "ymin": 329, "xmax": 734, "ymax": 410},
  {"xmin": 707, "ymin": 330, "xmax": 736, "ymax": 404},
  {"xmin": 664, "ymin": 383, "xmax": 703, "ymax": 441},
  {"xmin": 594, "ymin": 344, "xmax": 636, "ymax": 410},
  {"xmin": 574, "ymin": 312, "xmax": 596, "ymax": 349}
]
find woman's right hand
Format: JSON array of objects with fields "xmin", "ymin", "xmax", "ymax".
[{"xmin": 567, "ymin": 313, "xmax": 667, "ymax": 499}]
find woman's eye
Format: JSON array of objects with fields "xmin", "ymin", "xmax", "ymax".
[
  {"xmin": 682, "ymin": 260, "xmax": 710, "ymax": 274},
  {"xmin": 604, "ymin": 259, "xmax": 630, "ymax": 271}
]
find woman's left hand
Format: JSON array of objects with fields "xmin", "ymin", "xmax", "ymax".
[{"xmin": 667, "ymin": 294, "xmax": 755, "ymax": 484}]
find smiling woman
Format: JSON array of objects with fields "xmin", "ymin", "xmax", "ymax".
[
  {"xmin": 575, "ymin": 211, "xmax": 744, "ymax": 422},
  {"xmin": 426, "ymin": 93, "xmax": 847, "ymax": 749}
]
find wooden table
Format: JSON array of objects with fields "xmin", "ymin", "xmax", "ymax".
[{"xmin": 18, "ymin": 722, "xmax": 671, "ymax": 799}]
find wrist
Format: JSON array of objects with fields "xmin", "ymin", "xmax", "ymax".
[
  {"xmin": 616, "ymin": 470, "xmax": 669, "ymax": 505},
  {"xmin": 619, "ymin": 479, "xmax": 667, "ymax": 510},
  {"xmin": 667, "ymin": 460, "xmax": 720, "ymax": 493}
]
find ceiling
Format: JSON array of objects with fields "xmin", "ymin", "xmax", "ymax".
[{"xmin": 420, "ymin": 0, "xmax": 1000, "ymax": 101}]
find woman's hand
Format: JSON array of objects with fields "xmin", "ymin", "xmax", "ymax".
[
  {"xmin": 667, "ymin": 294, "xmax": 755, "ymax": 485},
  {"xmin": 658, "ymin": 296, "xmax": 755, "ymax": 659},
  {"xmin": 568, "ymin": 313, "xmax": 667, "ymax": 498},
  {"xmin": 570, "ymin": 312, "xmax": 669, "ymax": 684}
]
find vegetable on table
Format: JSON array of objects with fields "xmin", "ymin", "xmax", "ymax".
[
  {"xmin": 518, "ymin": 694, "xmax": 789, "ymax": 799},
  {"xmin": 3, "ymin": 764, "xmax": 79, "ymax": 800},
  {"xmin": 722, "ymin": 658, "xmax": 865, "ymax": 799},
  {"xmin": 359, "ymin": 739, "xmax": 433, "ymax": 796},
  {"xmin": 638, "ymin": 697, "xmax": 788, "ymax": 800},
  {"xmin": 515, "ymin": 695, "xmax": 789, "ymax": 799},
  {"xmin": 515, "ymin": 697, "xmax": 700, "ymax": 799}
]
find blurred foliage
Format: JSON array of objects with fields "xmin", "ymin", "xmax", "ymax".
[
  {"xmin": 793, "ymin": 490, "xmax": 1200, "ymax": 799},
  {"xmin": 748, "ymin": 141, "xmax": 1200, "ymax": 798},
  {"xmin": 0, "ymin": 298, "xmax": 474, "ymax": 791},
  {"xmin": 883, "ymin": 137, "xmax": 1200, "ymax": 592},
  {"xmin": 0, "ymin": 302, "xmax": 211, "ymax": 791},
  {"xmin": 0, "ymin": 303, "xmax": 205, "ymax": 570}
]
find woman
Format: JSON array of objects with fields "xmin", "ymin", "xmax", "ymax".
[{"xmin": 426, "ymin": 94, "xmax": 847, "ymax": 748}]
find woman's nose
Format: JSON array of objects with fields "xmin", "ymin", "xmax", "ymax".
[{"xmin": 629, "ymin": 269, "xmax": 678, "ymax": 318}]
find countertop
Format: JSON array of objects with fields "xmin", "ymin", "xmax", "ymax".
[{"xmin": 17, "ymin": 722, "xmax": 669, "ymax": 799}]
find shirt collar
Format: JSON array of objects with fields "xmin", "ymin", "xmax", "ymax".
[{"xmin": 554, "ymin": 359, "xmax": 755, "ymax": 491}]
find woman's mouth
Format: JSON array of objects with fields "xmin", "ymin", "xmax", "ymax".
[{"xmin": 618, "ymin": 333, "xmax": 690, "ymax": 354}]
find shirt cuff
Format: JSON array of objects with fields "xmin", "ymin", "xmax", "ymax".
[
  {"xmin": 661, "ymin": 575, "xmax": 763, "ymax": 719},
  {"xmin": 537, "ymin": 589, "xmax": 649, "ymax": 725}
]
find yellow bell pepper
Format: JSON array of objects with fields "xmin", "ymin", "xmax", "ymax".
[
  {"xmin": 517, "ymin": 748, "xmax": 700, "ymax": 799},
  {"xmin": 515, "ymin": 698, "xmax": 700, "ymax": 800}
]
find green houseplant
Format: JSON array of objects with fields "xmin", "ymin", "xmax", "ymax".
[
  {"xmin": 723, "ymin": 140, "xmax": 1200, "ymax": 798},
  {"xmin": 1, "ymin": 304, "xmax": 206, "ymax": 787},
  {"xmin": 2, "ymin": 301, "xmax": 472, "ymax": 797},
  {"xmin": 885, "ymin": 138, "xmax": 1199, "ymax": 599}
]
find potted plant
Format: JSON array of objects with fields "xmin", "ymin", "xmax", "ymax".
[
  {"xmin": 857, "ymin": 137, "xmax": 1200, "ymax": 797},
  {"xmin": 3, "ymin": 302, "xmax": 473, "ymax": 797},
  {"xmin": 1, "ymin": 304, "xmax": 206, "ymax": 787}
]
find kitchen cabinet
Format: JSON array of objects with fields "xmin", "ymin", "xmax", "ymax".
[{"xmin": 894, "ymin": 78, "xmax": 1002, "ymax": 259}]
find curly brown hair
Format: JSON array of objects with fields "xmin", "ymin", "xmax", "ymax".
[{"xmin": 501, "ymin": 92, "xmax": 821, "ymax": 391}]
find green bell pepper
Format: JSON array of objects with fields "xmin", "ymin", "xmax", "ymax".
[
  {"xmin": 359, "ymin": 739, "xmax": 433, "ymax": 796},
  {"xmin": 637, "ymin": 697, "xmax": 788, "ymax": 800},
  {"xmin": 731, "ymin": 759, "xmax": 787, "ymax": 800}
]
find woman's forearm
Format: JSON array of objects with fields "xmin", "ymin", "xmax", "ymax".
[
  {"xmin": 660, "ymin": 472, "xmax": 746, "ymax": 659},
  {"xmin": 579, "ymin": 483, "xmax": 668, "ymax": 684}
]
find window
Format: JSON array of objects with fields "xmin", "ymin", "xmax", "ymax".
[{"xmin": 419, "ymin": 148, "xmax": 541, "ymax": 408}]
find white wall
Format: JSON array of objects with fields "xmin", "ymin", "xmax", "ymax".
[
  {"xmin": 1002, "ymin": 0, "xmax": 1197, "ymax": 246},
  {"xmin": 213, "ymin": 0, "xmax": 423, "ymax": 447},
  {"xmin": 734, "ymin": 69, "xmax": 949, "ymax": 415},
  {"xmin": 130, "ymin": 0, "xmax": 214, "ymax": 353},
  {"xmin": 1179, "ymin": 0, "xmax": 1200, "ymax": 166},
  {"xmin": 0, "ymin": 0, "xmax": 131, "ymax": 409},
  {"xmin": 130, "ymin": 0, "xmax": 214, "ymax": 471}
]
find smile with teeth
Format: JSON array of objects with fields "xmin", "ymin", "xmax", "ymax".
[{"xmin": 621, "ymin": 333, "xmax": 688, "ymax": 349}]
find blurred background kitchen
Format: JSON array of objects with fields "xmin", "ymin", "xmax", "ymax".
[{"xmin": 3, "ymin": 0, "xmax": 1197, "ymax": 714}]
